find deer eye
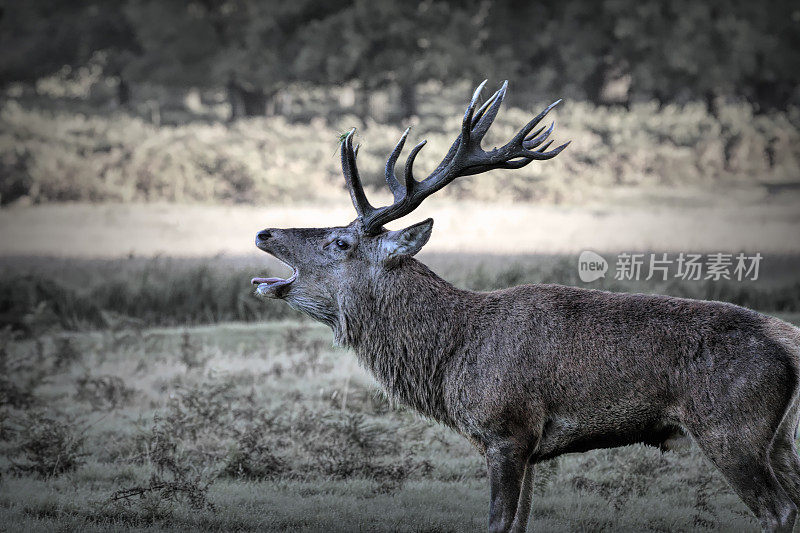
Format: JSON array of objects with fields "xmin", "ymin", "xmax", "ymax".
[{"xmin": 335, "ymin": 239, "xmax": 349, "ymax": 250}]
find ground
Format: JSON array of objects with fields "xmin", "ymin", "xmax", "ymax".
[{"xmin": 6, "ymin": 319, "xmax": 800, "ymax": 532}]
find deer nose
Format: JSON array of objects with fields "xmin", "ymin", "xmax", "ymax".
[{"xmin": 256, "ymin": 229, "xmax": 272, "ymax": 242}]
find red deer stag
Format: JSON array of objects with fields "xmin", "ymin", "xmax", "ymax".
[{"xmin": 252, "ymin": 81, "xmax": 800, "ymax": 532}]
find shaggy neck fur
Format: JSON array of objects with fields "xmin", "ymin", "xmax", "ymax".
[{"xmin": 335, "ymin": 256, "xmax": 471, "ymax": 425}]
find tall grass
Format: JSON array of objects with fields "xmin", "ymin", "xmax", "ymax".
[{"xmin": 1, "ymin": 254, "xmax": 798, "ymax": 335}]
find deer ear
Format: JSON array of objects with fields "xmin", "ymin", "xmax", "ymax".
[{"xmin": 381, "ymin": 218, "xmax": 433, "ymax": 259}]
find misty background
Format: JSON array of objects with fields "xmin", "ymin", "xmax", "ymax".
[{"xmin": 1, "ymin": 1, "xmax": 800, "ymax": 531}]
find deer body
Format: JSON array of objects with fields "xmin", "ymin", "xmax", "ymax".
[
  {"xmin": 252, "ymin": 82, "xmax": 800, "ymax": 532},
  {"xmin": 341, "ymin": 256, "xmax": 797, "ymax": 457}
]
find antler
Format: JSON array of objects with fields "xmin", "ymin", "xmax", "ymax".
[{"xmin": 340, "ymin": 80, "xmax": 570, "ymax": 234}]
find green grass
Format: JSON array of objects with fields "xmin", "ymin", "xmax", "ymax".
[{"xmin": 3, "ymin": 320, "xmax": 799, "ymax": 531}]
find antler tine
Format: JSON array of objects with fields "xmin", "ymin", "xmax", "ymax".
[
  {"xmin": 340, "ymin": 82, "xmax": 569, "ymax": 234},
  {"xmin": 424, "ymin": 80, "xmax": 499, "ymax": 180},
  {"xmin": 525, "ymin": 125, "xmax": 546, "ymax": 142},
  {"xmin": 472, "ymin": 83, "xmax": 504, "ymax": 126},
  {"xmin": 510, "ymin": 99, "xmax": 561, "ymax": 148},
  {"xmin": 536, "ymin": 140, "xmax": 571, "ymax": 158},
  {"xmin": 426, "ymin": 79, "xmax": 497, "ymax": 183},
  {"xmin": 403, "ymin": 140, "xmax": 428, "ymax": 192},
  {"xmin": 340, "ymin": 129, "xmax": 373, "ymax": 219},
  {"xmin": 524, "ymin": 121, "xmax": 554, "ymax": 150},
  {"xmin": 462, "ymin": 79, "xmax": 488, "ymax": 132},
  {"xmin": 471, "ymin": 80, "xmax": 508, "ymax": 142},
  {"xmin": 385, "ymin": 128, "xmax": 410, "ymax": 201}
]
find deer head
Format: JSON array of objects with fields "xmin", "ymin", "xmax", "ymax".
[{"xmin": 252, "ymin": 81, "xmax": 568, "ymax": 328}]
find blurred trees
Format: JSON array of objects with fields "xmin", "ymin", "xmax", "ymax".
[
  {"xmin": 1, "ymin": 0, "xmax": 797, "ymax": 115},
  {"xmin": 122, "ymin": 0, "xmax": 329, "ymax": 117},
  {"xmin": 294, "ymin": 0, "xmax": 491, "ymax": 119},
  {"xmin": 0, "ymin": 2, "xmax": 137, "ymax": 93},
  {"xmin": 480, "ymin": 0, "xmax": 799, "ymax": 112}
]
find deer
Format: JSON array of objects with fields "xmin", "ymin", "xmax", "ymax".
[{"xmin": 251, "ymin": 81, "xmax": 800, "ymax": 532}]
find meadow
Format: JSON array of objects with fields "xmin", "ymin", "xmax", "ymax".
[
  {"xmin": 4, "ymin": 317, "xmax": 800, "ymax": 532},
  {"xmin": 1, "ymin": 239, "xmax": 800, "ymax": 531},
  {"xmin": 2, "ymin": 80, "xmax": 800, "ymax": 531}
]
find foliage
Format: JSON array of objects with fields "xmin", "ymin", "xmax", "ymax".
[
  {"xmin": 6, "ymin": 410, "xmax": 87, "ymax": 477},
  {"xmin": 1, "ymin": 90, "xmax": 798, "ymax": 206},
  {"xmin": 75, "ymin": 374, "xmax": 136, "ymax": 410},
  {"xmin": 0, "ymin": 2, "xmax": 135, "ymax": 86},
  {"xmin": 3, "ymin": 1, "xmax": 798, "ymax": 112},
  {"xmin": 0, "ymin": 327, "xmax": 48, "ymax": 408},
  {"xmin": 294, "ymin": 0, "xmax": 488, "ymax": 117},
  {"xmin": 122, "ymin": 0, "xmax": 312, "ymax": 91},
  {"xmin": 221, "ymin": 425, "xmax": 286, "ymax": 481},
  {"xmin": 108, "ymin": 474, "xmax": 216, "ymax": 515}
]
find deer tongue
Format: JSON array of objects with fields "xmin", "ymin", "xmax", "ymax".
[
  {"xmin": 251, "ymin": 269, "xmax": 297, "ymax": 299},
  {"xmin": 251, "ymin": 276, "xmax": 285, "ymax": 285}
]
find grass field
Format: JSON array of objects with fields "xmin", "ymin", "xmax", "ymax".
[
  {"xmin": 0, "ymin": 219, "xmax": 798, "ymax": 530},
  {"xmin": 4, "ymin": 319, "xmax": 800, "ymax": 532},
  {"xmin": 1, "ymin": 90, "xmax": 799, "ymax": 529}
]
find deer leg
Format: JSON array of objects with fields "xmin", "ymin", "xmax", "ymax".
[
  {"xmin": 686, "ymin": 426, "xmax": 796, "ymax": 532},
  {"xmin": 509, "ymin": 460, "xmax": 534, "ymax": 533},
  {"xmin": 771, "ymin": 434, "xmax": 800, "ymax": 510},
  {"xmin": 486, "ymin": 444, "xmax": 527, "ymax": 533},
  {"xmin": 770, "ymin": 399, "xmax": 800, "ymax": 508}
]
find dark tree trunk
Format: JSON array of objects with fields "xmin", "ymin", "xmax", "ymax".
[
  {"xmin": 704, "ymin": 90, "xmax": 718, "ymax": 119},
  {"xmin": 752, "ymin": 80, "xmax": 791, "ymax": 114},
  {"xmin": 399, "ymin": 82, "xmax": 417, "ymax": 119},
  {"xmin": 356, "ymin": 86, "xmax": 371, "ymax": 123},
  {"xmin": 227, "ymin": 77, "xmax": 267, "ymax": 120},
  {"xmin": 240, "ymin": 87, "xmax": 266, "ymax": 116},
  {"xmin": 117, "ymin": 77, "xmax": 130, "ymax": 107},
  {"xmin": 583, "ymin": 59, "xmax": 606, "ymax": 104}
]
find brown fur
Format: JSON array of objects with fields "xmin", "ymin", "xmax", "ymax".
[{"xmin": 254, "ymin": 219, "xmax": 800, "ymax": 533}]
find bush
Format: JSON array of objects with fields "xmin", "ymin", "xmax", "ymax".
[
  {"xmin": 2, "ymin": 86, "xmax": 798, "ymax": 205},
  {"xmin": 0, "ymin": 327, "xmax": 48, "ymax": 408},
  {"xmin": 9, "ymin": 411, "xmax": 86, "ymax": 477},
  {"xmin": 221, "ymin": 425, "xmax": 285, "ymax": 481},
  {"xmin": 75, "ymin": 374, "xmax": 136, "ymax": 410}
]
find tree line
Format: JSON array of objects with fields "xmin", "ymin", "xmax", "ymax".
[{"xmin": 1, "ymin": 0, "xmax": 797, "ymax": 118}]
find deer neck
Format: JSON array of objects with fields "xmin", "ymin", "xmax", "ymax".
[{"xmin": 335, "ymin": 256, "xmax": 469, "ymax": 423}]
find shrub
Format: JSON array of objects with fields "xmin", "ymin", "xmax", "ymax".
[
  {"xmin": 2, "ymin": 89, "xmax": 797, "ymax": 206},
  {"xmin": 221, "ymin": 425, "xmax": 285, "ymax": 481},
  {"xmin": 0, "ymin": 328, "xmax": 48, "ymax": 408},
  {"xmin": 75, "ymin": 374, "xmax": 136, "ymax": 410},
  {"xmin": 9, "ymin": 411, "xmax": 86, "ymax": 477}
]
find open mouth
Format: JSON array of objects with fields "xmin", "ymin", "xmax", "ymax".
[{"xmin": 251, "ymin": 264, "xmax": 297, "ymax": 298}]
